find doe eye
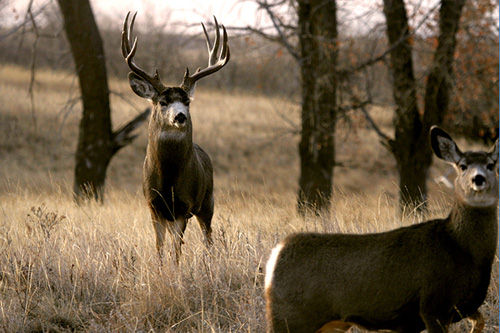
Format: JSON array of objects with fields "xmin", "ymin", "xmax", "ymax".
[
  {"xmin": 459, "ymin": 164, "xmax": 467, "ymax": 171},
  {"xmin": 487, "ymin": 163, "xmax": 495, "ymax": 171}
]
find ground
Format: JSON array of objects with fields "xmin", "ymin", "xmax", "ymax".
[{"xmin": 0, "ymin": 65, "xmax": 497, "ymax": 332}]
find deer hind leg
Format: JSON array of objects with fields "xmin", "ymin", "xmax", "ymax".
[
  {"xmin": 316, "ymin": 321, "xmax": 353, "ymax": 332},
  {"xmin": 420, "ymin": 313, "xmax": 450, "ymax": 333},
  {"xmin": 167, "ymin": 217, "xmax": 187, "ymax": 264},
  {"xmin": 468, "ymin": 310, "xmax": 485, "ymax": 333}
]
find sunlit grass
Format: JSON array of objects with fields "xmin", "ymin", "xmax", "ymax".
[{"xmin": 0, "ymin": 64, "xmax": 497, "ymax": 332}]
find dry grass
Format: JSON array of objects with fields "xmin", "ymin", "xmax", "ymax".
[{"xmin": 0, "ymin": 64, "xmax": 497, "ymax": 332}]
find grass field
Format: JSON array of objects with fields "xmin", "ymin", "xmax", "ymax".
[{"xmin": 0, "ymin": 64, "xmax": 498, "ymax": 332}]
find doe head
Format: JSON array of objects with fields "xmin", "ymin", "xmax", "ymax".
[{"xmin": 431, "ymin": 126, "xmax": 499, "ymax": 207}]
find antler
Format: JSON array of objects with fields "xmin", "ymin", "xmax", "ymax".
[
  {"xmin": 180, "ymin": 16, "xmax": 230, "ymax": 92},
  {"xmin": 121, "ymin": 12, "xmax": 165, "ymax": 93}
]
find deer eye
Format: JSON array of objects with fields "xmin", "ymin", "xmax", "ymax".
[
  {"xmin": 459, "ymin": 164, "xmax": 467, "ymax": 171},
  {"xmin": 159, "ymin": 101, "xmax": 168, "ymax": 107},
  {"xmin": 487, "ymin": 163, "xmax": 495, "ymax": 171}
]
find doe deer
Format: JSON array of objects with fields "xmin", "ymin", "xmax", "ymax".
[
  {"xmin": 265, "ymin": 126, "xmax": 498, "ymax": 333},
  {"xmin": 121, "ymin": 12, "xmax": 230, "ymax": 263}
]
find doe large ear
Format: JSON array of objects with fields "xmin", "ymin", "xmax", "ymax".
[
  {"xmin": 430, "ymin": 126, "xmax": 463, "ymax": 164},
  {"xmin": 489, "ymin": 139, "xmax": 499, "ymax": 163},
  {"xmin": 128, "ymin": 72, "xmax": 158, "ymax": 100}
]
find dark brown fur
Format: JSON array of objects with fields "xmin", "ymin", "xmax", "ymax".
[
  {"xmin": 266, "ymin": 127, "xmax": 498, "ymax": 332},
  {"xmin": 142, "ymin": 88, "xmax": 213, "ymax": 262},
  {"xmin": 267, "ymin": 205, "xmax": 497, "ymax": 332},
  {"xmin": 121, "ymin": 13, "xmax": 229, "ymax": 262}
]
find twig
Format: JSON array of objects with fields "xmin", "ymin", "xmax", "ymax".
[
  {"xmin": 256, "ymin": 0, "xmax": 299, "ymax": 60},
  {"xmin": 337, "ymin": 1, "xmax": 440, "ymax": 76},
  {"xmin": 27, "ymin": 0, "xmax": 38, "ymax": 131},
  {"xmin": 0, "ymin": 1, "xmax": 52, "ymax": 41},
  {"xmin": 359, "ymin": 104, "xmax": 392, "ymax": 148}
]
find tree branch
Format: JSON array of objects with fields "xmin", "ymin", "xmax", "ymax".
[
  {"xmin": 358, "ymin": 104, "xmax": 392, "ymax": 149},
  {"xmin": 256, "ymin": 0, "xmax": 300, "ymax": 60},
  {"xmin": 0, "ymin": 1, "xmax": 52, "ymax": 41},
  {"xmin": 338, "ymin": 1, "xmax": 440, "ymax": 76},
  {"xmin": 112, "ymin": 108, "xmax": 151, "ymax": 154}
]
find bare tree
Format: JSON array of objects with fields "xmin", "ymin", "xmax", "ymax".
[
  {"xmin": 57, "ymin": 0, "xmax": 149, "ymax": 202},
  {"xmin": 296, "ymin": 0, "xmax": 337, "ymax": 214},
  {"xmin": 381, "ymin": 0, "xmax": 466, "ymax": 211},
  {"xmin": 236, "ymin": 0, "xmax": 338, "ymax": 215}
]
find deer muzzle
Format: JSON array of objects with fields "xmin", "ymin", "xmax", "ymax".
[
  {"xmin": 166, "ymin": 102, "xmax": 189, "ymax": 128},
  {"xmin": 471, "ymin": 174, "xmax": 487, "ymax": 191},
  {"xmin": 174, "ymin": 113, "xmax": 187, "ymax": 125}
]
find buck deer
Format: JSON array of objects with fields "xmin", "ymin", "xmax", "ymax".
[
  {"xmin": 265, "ymin": 126, "xmax": 498, "ymax": 333},
  {"xmin": 121, "ymin": 12, "xmax": 230, "ymax": 263}
]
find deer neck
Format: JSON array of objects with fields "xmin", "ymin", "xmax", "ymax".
[
  {"xmin": 147, "ymin": 122, "xmax": 194, "ymax": 173},
  {"xmin": 448, "ymin": 201, "xmax": 498, "ymax": 264}
]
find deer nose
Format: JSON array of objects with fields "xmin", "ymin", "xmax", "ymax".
[
  {"xmin": 174, "ymin": 113, "xmax": 187, "ymax": 124},
  {"xmin": 472, "ymin": 174, "xmax": 486, "ymax": 187}
]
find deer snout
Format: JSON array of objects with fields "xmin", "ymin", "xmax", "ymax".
[
  {"xmin": 165, "ymin": 101, "xmax": 189, "ymax": 128},
  {"xmin": 174, "ymin": 113, "xmax": 187, "ymax": 124},
  {"xmin": 471, "ymin": 174, "xmax": 487, "ymax": 191}
]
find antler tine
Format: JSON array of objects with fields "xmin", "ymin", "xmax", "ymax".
[
  {"xmin": 121, "ymin": 11, "xmax": 165, "ymax": 92},
  {"xmin": 201, "ymin": 23, "xmax": 212, "ymax": 55},
  {"xmin": 210, "ymin": 16, "xmax": 221, "ymax": 66},
  {"xmin": 121, "ymin": 12, "xmax": 131, "ymax": 58},
  {"xmin": 201, "ymin": 16, "xmax": 221, "ymax": 66},
  {"xmin": 180, "ymin": 16, "xmax": 230, "ymax": 92},
  {"xmin": 121, "ymin": 12, "xmax": 138, "ymax": 57},
  {"xmin": 221, "ymin": 24, "xmax": 230, "ymax": 63}
]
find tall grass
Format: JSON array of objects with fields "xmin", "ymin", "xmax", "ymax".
[{"xmin": 0, "ymin": 65, "xmax": 497, "ymax": 332}]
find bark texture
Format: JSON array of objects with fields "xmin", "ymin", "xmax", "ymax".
[
  {"xmin": 382, "ymin": 0, "xmax": 465, "ymax": 211},
  {"xmin": 58, "ymin": 0, "xmax": 149, "ymax": 201},
  {"xmin": 297, "ymin": 0, "xmax": 338, "ymax": 215}
]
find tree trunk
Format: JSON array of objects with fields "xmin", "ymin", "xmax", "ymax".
[
  {"xmin": 57, "ymin": 0, "xmax": 149, "ymax": 202},
  {"xmin": 382, "ymin": 0, "xmax": 465, "ymax": 212},
  {"xmin": 297, "ymin": 0, "xmax": 338, "ymax": 215},
  {"xmin": 422, "ymin": 0, "xmax": 466, "ymax": 142},
  {"xmin": 57, "ymin": 0, "xmax": 112, "ymax": 201},
  {"xmin": 382, "ymin": 0, "xmax": 424, "ymax": 210}
]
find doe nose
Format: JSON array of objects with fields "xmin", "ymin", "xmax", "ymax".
[
  {"xmin": 472, "ymin": 174, "xmax": 486, "ymax": 187},
  {"xmin": 174, "ymin": 113, "xmax": 187, "ymax": 124}
]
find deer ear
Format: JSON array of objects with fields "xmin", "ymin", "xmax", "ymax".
[
  {"xmin": 489, "ymin": 139, "xmax": 499, "ymax": 163},
  {"xmin": 430, "ymin": 126, "xmax": 463, "ymax": 164},
  {"xmin": 128, "ymin": 72, "xmax": 158, "ymax": 100}
]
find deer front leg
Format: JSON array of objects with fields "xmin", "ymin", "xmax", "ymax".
[
  {"xmin": 167, "ymin": 217, "xmax": 187, "ymax": 264},
  {"xmin": 195, "ymin": 215, "xmax": 213, "ymax": 247},
  {"xmin": 196, "ymin": 217, "xmax": 213, "ymax": 250},
  {"xmin": 151, "ymin": 214, "xmax": 167, "ymax": 262},
  {"xmin": 316, "ymin": 320, "xmax": 352, "ymax": 332}
]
